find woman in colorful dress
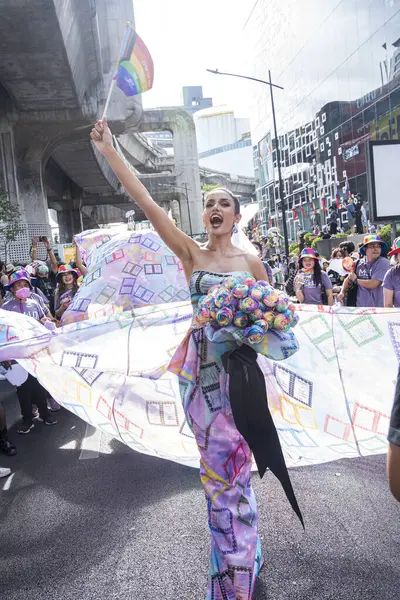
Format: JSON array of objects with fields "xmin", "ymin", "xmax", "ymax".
[
  {"xmin": 90, "ymin": 120, "xmax": 301, "ymax": 600},
  {"xmin": 383, "ymin": 237, "xmax": 400, "ymax": 308}
]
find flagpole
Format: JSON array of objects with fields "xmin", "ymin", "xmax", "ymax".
[
  {"xmin": 101, "ymin": 79, "xmax": 116, "ymax": 120},
  {"xmin": 101, "ymin": 21, "xmax": 132, "ymax": 120}
]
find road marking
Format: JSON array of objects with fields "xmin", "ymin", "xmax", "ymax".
[
  {"xmin": 2, "ymin": 472, "xmax": 14, "ymax": 490},
  {"xmin": 79, "ymin": 424, "xmax": 102, "ymax": 460}
]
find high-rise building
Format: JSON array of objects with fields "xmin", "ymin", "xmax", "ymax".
[
  {"xmin": 244, "ymin": 1, "xmax": 400, "ymax": 239},
  {"xmin": 182, "ymin": 86, "xmax": 213, "ymax": 114}
]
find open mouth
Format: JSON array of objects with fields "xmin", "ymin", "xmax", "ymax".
[{"xmin": 210, "ymin": 214, "xmax": 223, "ymax": 226}]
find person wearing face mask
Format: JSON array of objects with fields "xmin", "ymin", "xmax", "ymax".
[
  {"xmin": 1, "ymin": 270, "xmax": 57, "ymax": 433},
  {"xmin": 54, "ymin": 265, "xmax": 79, "ymax": 320},
  {"xmin": 339, "ymin": 235, "xmax": 390, "ymax": 307},
  {"xmin": 34, "ymin": 263, "xmax": 56, "ymax": 308}
]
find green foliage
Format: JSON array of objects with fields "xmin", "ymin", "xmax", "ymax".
[
  {"xmin": 289, "ymin": 242, "xmax": 300, "ymax": 256},
  {"xmin": 0, "ymin": 191, "xmax": 24, "ymax": 262},
  {"xmin": 303, "ymin": 232, "xmax": 317, "ymax": 246},
  {"xmin": 378, "ymin": 224, "xmax": 392, "ymax": 247},
  {"xmin": 334, "ymin": 232, "xmax": 348, "ymax": 239},
  {"xmin": 311, "ymin": 236, "xmax": 322, "ymax": 250},
  {"xmin": 202, "ymin": 183, "xmax": 220, "ymax": 195}
]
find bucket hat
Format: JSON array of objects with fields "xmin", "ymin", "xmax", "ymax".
[
  {"xmin": 359, "ymin": 234, "xmax": 387, "ymax": 256},
  {"xmin": 387, "ymin": 237, "xmax": 400, "ymax": 257},
  {"xmin": 5, "ymin": 269, "xmax": 32, "ymax": 291},
  {"xmin": 56, "ymin": 264, "xmax": 78, "ymax": 283},
  {"xmin": 298, "ymin": 248, "xmax": 318, "ymax": 264}
]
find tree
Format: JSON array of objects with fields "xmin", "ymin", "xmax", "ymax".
[
  {"xmin": 378, "ymin": 224, "xmax": 392, "ymax": 248},
  {"xmin": 0, "ymin": 191, "xmax": 24, "ymax": 263},
  {"xmin": 202, "ymin": 183, "xmax": 220, "ymax": 196}
]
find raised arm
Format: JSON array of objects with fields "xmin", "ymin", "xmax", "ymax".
[
  {"xmin": 90, "ymin": 120, "xmax": 197, "ymax": 264},
  {"xmin": 31, "ymin": 236, "xmax": 39, "ymax": 262},
  {"xmin": 42, "ymin": 237, "xmax": 58, "ymax": 274},
  {"xmin": 73, "ymin": 238, "xmax": 87, "ymax": 276}
]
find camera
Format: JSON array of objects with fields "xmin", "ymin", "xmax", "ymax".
[{"xmin": 38, "ymin": 236, "xmax": 43, "ymax": 242}]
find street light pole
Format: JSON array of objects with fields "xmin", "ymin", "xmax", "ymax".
[
  {"xmin": 184, "ymin": 182, "xmax": 193, "ymax": 236},
  {"xmin": 206, "ymin": 68, "xmax": 290, "ymax": 257},
  {"xmin": 268, "ymin": 70, "xmax": 289, "ymax": 258}
]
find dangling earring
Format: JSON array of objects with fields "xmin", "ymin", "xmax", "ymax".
[{"xmin": 232, "ymin": 225, "xmax": 238, "ymax": 234}]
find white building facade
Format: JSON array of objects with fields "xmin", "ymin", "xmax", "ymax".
[
  {"xmin": 194, "ymin": 107, "xmax": 254, "ymax": 178},
  {"xmin": 244, "ymin": 0, "xmax": 400, "ymax": 239}
]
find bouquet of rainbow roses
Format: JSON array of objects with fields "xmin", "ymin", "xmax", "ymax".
[{"xmin": 193, "ymin": 276, "xmax": 298, "ymax": 345}]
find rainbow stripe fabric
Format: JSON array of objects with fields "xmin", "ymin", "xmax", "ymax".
[{"xmin": 115, "ymin": 23, "xmax": 154, "ymax": 97}]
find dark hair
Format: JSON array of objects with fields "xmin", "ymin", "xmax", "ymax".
[
  {"xmin": 300, "ymin": 256, "xmax": 322, "ymax": 287},
  {"xmin": 205, "ymin": 188, "xmax": 241, "ymax": 215},
  {"xmin": 331, "ymin": 248, "xmax": 343, "ymax": 259},
  {"xmin": 339, "ymin": 241, "xmax": 355, "ymax": 254},
  {"xmin": 57, "ymin": 274, "xmax": 79, "ymax": 299},
  {"xmin": 252, "ymin": 241, "xmax": 262, "ymax": 252},
  {"xmin": 268, "ymin": 259, "xmax": 275, "ymax": 268}
]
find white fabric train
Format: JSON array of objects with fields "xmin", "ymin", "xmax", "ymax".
[{"xmin": 0, "ymin": 227, "xmax": 398, "ymax": 468}]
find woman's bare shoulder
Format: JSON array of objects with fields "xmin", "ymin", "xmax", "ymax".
[{"xmin": 244, "ymin": 253, "xmax": 268, "ymax": 279}]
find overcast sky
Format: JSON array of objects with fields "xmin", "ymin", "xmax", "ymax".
[{"xmin": 133, "ymin": 0, "xmax": 256, "ymax": 117}]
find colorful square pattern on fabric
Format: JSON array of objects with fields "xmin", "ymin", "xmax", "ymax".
[
  {"xmin": 300, "ymin": 314, "xmax": 336, "ymax": 362},
  {"xmin": 273, "ymin": 364, "xmax": 313, "ymax": 407},
  {"xmin": 338, "ymin": 314, "xmax": 383, "ymax": 347},
  {"xmin": 388, "ymin": 322, "xmax": 400, "ymax": 361}
]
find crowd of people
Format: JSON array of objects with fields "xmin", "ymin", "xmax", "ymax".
[
  {"xmin": 0, "ymin": 236, "xmax": 88, "ymax": 478},
  {"xmin": 250, "ymin": 234, "xmax": 400, "ymax": 311},
  {"xmin": 0, "ymin": 118, "xmax": 398, "ymax": 600}
]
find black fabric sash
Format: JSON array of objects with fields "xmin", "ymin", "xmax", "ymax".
[{"xmin": 221, "ymin": 344, "xmax": 304, "ymax": 528}]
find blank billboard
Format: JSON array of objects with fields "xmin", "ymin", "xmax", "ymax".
[{"xmin": 369, "ymin": 141, "xmax": 400, "ymax": 222}]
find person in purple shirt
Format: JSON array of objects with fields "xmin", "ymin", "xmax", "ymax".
[
  {"xmin": 1, "ymin": 270, "xmax": 57, "ymax": 434},
  {"xmin": 294, "ymin": 248, "xmax": 333, "ymax": 306},
  {"xmin": 340, "ymin": 235, "xmax": 390, "ymax": 307},
  {"xmin": 383, "ymin": 237, "xmax": 400, "ymax": 308}
]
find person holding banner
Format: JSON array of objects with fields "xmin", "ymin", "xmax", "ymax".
[
  {"xmin": 54, "ymin": 265, "xmax": 80, "ymax": 320},
  {"xmin": 90, "ymin": 119, "xmax": 303, "ymax": 600},
  {"xmin": 1, "ymin": 270, "xmax": 57, "ymax": 434},
  {"xmin": 339, "ymin": 235, "xmax": 390, "ymax": 307},
  {"xmin": 294, "ymin": 248, "xmax": 334, "ymax": 306},
  {"xmin": 383, "ymin": 238, "xmax": 400, "ymax": 308}
]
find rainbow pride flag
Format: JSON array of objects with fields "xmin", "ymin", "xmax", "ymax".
[{"xmin": 114, "ymin": 23, "xmax": 154, "ymax": 97}]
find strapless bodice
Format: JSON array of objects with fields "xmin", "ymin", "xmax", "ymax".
[{"xmin": 189, "ymin": 270, "xmax": 250, "ymax": 306}]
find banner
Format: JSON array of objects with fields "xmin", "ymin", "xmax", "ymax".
[{"xmin": 0, "ymin": 229, "xmax": 398, "ymax": 470}]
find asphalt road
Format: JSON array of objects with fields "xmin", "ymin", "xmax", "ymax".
[{"xmin": 0, "ymin": 380, "xmax": 399, "ymax": 600}]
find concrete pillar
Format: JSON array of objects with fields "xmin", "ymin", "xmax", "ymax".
[
  {"xmin": 172, "ymin": 112, "xmax": 203, "ymax": 236},
  {"xmin": 16, "ymin": 153, "xmax": 49, "ymax": 225},
  {"xmin": 0, "ymin": 126, "xmax": 51, "ymax": 262},
  {"xmin": 57, "ymin": 207, "xmax": 82, "ymax": 244},
  {"xmin": 141, "ymin": 109, "xmax": 203, "ymax": 237}
]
